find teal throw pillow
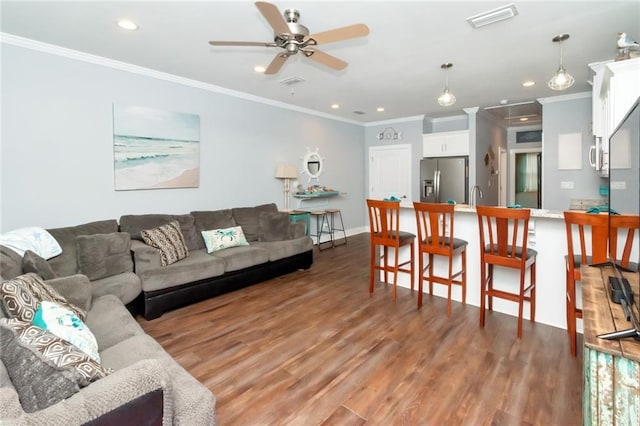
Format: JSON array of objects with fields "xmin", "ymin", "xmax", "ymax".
[
  {"xmin": 33, "ymin": 301, "xmax": 100, "ymax": 363},
  {"xmin": 201, "ymin": 226, "xmax": 250, "ymax": 253}
]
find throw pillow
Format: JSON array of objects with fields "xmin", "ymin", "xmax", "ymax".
[
  {"xmin": 140, "ymin": 220, "xmax": 189, "ymax": 266},
  {"xmin": 258, "ymin": 211, "xmax": 291, "ymax": 242},
  {"xmin": 0, "ymin": 319, "xmax": 80, "ymax": 413},
  {"xmin": 33, "ymin": 301, "xmax": 100, "ymax": 363},
  {"xmin": 0, "ymin": 318, "xmax": 110, "ymax": 387},
  {"xmin": 201, "ymin": 226, "xmax": 250, "ymax": 253},
  {"xmin": 21, "ymin": 250, "xmax": 57, "ymax": 280},
  {"xmin": 0, "ymin": 273, "xmax": 86, "ymax": 321},
  {"xmin": 75, "ymin": 232, "xmax": 133, "ymax": 281}
]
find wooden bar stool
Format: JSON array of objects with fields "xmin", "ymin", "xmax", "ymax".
[
  {"xmin": 413, "ymin": 202, "xmax": 468, "ymax": 315},
  {"xmin": 366, "ymin": 199, "xmax": 415, "ymax": 300},
  {"xmin": 563, "ymin": 211, "xmax": 640, "ymax": 356},
  {"xmin": 476, "ymin": 206, "xmax": 537, "ymax": 338},
  {"xmin": 310, "ymin": 211, "xmax": 332, "ymax": 250},
  {"xmin": 325, "ymin": 208, "xmax": 347, "ymax": 247}
]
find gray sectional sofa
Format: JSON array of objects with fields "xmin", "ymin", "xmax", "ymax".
[{"xmin": 120, "ymin": 203, "xmax": 314, "ymax": 320}]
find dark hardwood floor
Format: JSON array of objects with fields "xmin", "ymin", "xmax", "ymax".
[{"xmin": 138, "ymin": 233, "xmax": 582, "ymax": 425}]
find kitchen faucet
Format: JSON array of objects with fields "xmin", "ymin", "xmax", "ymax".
[{"xmin": 470, "ymin": 185, "xmax": 483, "ymax": 207}]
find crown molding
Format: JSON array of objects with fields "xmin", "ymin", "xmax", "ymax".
[
  {"xmin": 364, "ymin": 115, "xmax": 425, "ymax": 127},
  {"xmin": 0, "ymin": 32, "xmax": 365, "ymax": 126},
  {"xmin": 537, "ymin": 91, "xmax": 591, "ymax": 104}
]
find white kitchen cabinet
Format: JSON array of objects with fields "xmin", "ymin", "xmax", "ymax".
[
  {"xmin": 589, "ymin": 58, "xmax": 640, "ymax": 177},
  {"xmin": 422, "ymin": 130, "xmax": 470, "ymax": 157}
]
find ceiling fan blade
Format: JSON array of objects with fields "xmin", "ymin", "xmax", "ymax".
[
  {"xmin": 264, "ymin": 53, "xmax": 290, "ymax": 75},
  {"xmin": 303, "ymin": 48, "xmax": 347, "ymax": 71},
  {"xmin": 209, "ymin": 41, "xmax": 277, "ymax": 47},
  {"xmin": 306, "ymin": 23, "xmax": 369, "ymax": 45},
  {"xmin": 255, "ymin": 1, "xmax": 290, "ymax": 36}
]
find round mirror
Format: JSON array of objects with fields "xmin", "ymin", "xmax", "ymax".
[{"xmin": 302, "ymin": 149, "xmax": 323, "ymax": 182}]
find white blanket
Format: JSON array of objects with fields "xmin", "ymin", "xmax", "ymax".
[{"xmin": 0, "ymin": 226, "xmax": 63, "ymax": 259}]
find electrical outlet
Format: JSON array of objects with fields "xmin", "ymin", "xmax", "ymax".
[
  {"xmin": 611, "ymin": 181, "xmax": 626, "ymax": 190},
  {"xmin": 560, "ymin": 181, "xmax": 574, "ymax": 189}
]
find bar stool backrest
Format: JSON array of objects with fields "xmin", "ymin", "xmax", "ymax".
[
  {"xmin": 413, "ymin": 202, "xmax": 455, "ymax": 257},
  {"xmin": 609, "ymin": 214, "xmax": 640, "ymax": 269},
  {"xmin": 563, "ymin": 212, "xmax": 609, "ymax": 272},
  {"xmin": 476, "ymin": 206, "xmax": 531, "ymax": 269},
  {"xmin": 366, "ymin": 199, "xmax": 402, "ymax": 246}
]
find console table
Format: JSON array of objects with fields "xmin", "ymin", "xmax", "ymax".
[{"xmin": 581, "ymin": 265, "xmax": 640, "ymax": 425}]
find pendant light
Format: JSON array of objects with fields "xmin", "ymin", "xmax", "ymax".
[
  {"xmin": 437, "ymin": 63, "xmax": 456, "ymax": 107},
  {"xmin": 548, "ymin": 34, "xmax": 574, "ymax": 91}
]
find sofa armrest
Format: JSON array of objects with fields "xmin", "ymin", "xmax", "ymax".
[
  {"xmin": 45, "ymin": 274, "xmax": 92, "ymax": 313},
  {"xmin": 289, "ymin": 221, "xmax": 306, "ymax": 240},
  {"xmin": 2, "ymin": 359, "xmax": 173, "ymax": 425},
  {"xmin": 130, "ymin": 240, "xmax": 162, "ymax": 273}
]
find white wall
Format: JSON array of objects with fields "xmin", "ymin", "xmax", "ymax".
[{"xmin": 1, "ymin": 45, "xmax": 365, "ymax": 231}]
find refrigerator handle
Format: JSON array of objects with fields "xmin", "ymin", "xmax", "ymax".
[{"xmin": 435, "ymin": 170, "xmax": 440, "ymax": 202}]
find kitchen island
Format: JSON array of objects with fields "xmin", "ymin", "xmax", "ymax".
[{"xmin": 391, "ymin": 204, "xmax": 574, "ymax": 331}]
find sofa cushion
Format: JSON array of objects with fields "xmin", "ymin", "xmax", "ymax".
[
  {"xmin": 90, "ymin": 272, "xmax": 142, "ymax": 306},
  {"xmin": 21, "ymin": 250, "xmax": 57, "ymax": 280},
  {"xmin": 232, "ymin": 203, "xmax": 278, "ymax": 242},
  {"xmin": 76, "ymin": 232, "xmax": 133, "ymax": 280},
  {"xmin": 84, "ymin": 295, "xmax": 146, "ymax": 352},
  {"xmin": 191, "ymin": 209, "xmax": 237, "ymax": 234},
  {"xmin": 0, "ymin": 273, "xmax": 86, "ymax": 321},
  {"xmin": 141, "ymin": 221, "xmax": 189, "ymax": 267},
  {"xmin": 119, "ymin": 214, "xmax": 202, "ymax": 252},
  {"xmin": 47, "ymin": 219, "xmax": 119, "ymax": 278},
  {"xmin": 45, "ymin": 274, "xmax": 93, "ymax": 314},
  {"xmin": 258, "ymin": 211, "xmax": 291, "ymax": 242},
  {"xmin": 0, "ymin": 319, "xmax": 80, "ymax": 413},
  {"xmin": 136, "ymin": 250, "xmax": 225, "ymax": 292},
  {"xmin": 201, "ymin": 226, "xmax": 250, "ymax": 253},
  {"xmin": 252, "ymin": 237, "xmax": 314, "ymax": 262},
  {"xmin": 0, "ymin": 245, "xmax": 23, "ymax": 280},
  {"xmin": 210, "ymin": 245, "xmax": 269, "ymax": 272},
  {"xmin": 33, "ymin": 301, "xmax": 100, "ymax": 363},
  {"xmin": 0, "ymin": 318, "xmax": 110, "ymax": 387}
]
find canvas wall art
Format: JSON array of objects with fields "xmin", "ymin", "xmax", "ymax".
[{"xmin": 113, "ymin": 104, "xmax": 200, "ymax": 190}]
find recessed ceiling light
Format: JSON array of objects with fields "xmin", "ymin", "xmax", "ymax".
[
  {"xmin": 254, "ymin": 65, "xmax": 266, "ymax": 73},
  {"xmin": 522, "ymin": 81, "xmax": 536, "ymax": 87},
  {"xmin": 331, "ymin": 104, "xmax": 340, "ymax": 109},
  {"xmin": 520, "ymin": 117, "xmax": 529, "ymax": 121},
  {"xmin": 377, "ymin": 107, "xmax": 385, "ymax": 112},
  {"xmin": 117, "ymin": 19, "xmax": 138, "ymax": 31}
]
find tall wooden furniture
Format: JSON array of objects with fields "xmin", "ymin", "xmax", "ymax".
[
  {"xmin": 564, "ymin": 211, "xmax": 640, "ymax": 356},
  {"xmin": 413, "ymin": 202, "xmax": 468, "ymax": 315},
  {"xmin": 366, "ymin": 199, "xmax": 415, "ymax": 300},
  {"xmin": 476, "ymin": 206, "xmax": 537, "ymax": 338}
]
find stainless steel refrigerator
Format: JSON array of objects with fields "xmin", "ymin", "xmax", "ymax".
[{"xmin": 420, "ymin": 156, "xmax": 469, "ymax": 204}]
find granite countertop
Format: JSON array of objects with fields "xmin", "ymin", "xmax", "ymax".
[{"xmin": 399, "ymin": 203, "xmax": 563, "ymax": 219}]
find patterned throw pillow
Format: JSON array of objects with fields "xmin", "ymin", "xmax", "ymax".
[
  {"xmin": 201, "ymin": 226, "xmax": 250, "ymax": 253},
  {"xmin": 1, "ymin": 318, "xmax": 110, "ymax": 387},
  {"xmin": 140, "ymin": 220, "xmax": 189, "ymax": 266},
  {"xmin": 33, "ymin": 301, "xmax": 100, "ymax": 363},
  {"xmin": 0, "ymin": 273, "xmax": 86, "ymax": 321}
]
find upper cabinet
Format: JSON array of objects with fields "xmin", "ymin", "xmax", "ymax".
[
  {"xmin": 422, "ymin": 129, "xmax": 470, "ymax": 157},
  {"xmin": 589, "ymin": 58, "xmax": 640, "ymax": 177}
]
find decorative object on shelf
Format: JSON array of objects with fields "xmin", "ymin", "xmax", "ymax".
[
  {"xmin": 275, "ymin": 163, "xmax": 298, "ymax": 211},
  {"xmin": 437, "ymin": 63, "xmax": 456, "ymax": 107},
  {"xmin": 301, "ymin": 148, "xmax": 323, "ymax": 183},
  {"xmin": 377, "ymin": 127, "xmax": 402, "ymax": 141},
  {"xmin": 616, "ymin": 32, "xmax": 639, "ymax": 61},
  {"xmin": 113, "ymin": 104, "xmax": 200, "ymax": 190},
  {"xmin": 293, "ymin": 184, "xmax": 339, "ymax": 198},
  {"xmin": 548, "ymin": 34, "xmax": 574, "ymax": 91}
]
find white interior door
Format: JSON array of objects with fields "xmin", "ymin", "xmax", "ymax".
[{"xmin": 369, "ymin": 144, "xmax": 412, "ymax": 203}]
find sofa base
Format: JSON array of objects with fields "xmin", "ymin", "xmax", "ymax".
[{"xmin": 142, "ymin": 250, "xmax": 313, "ymax": 320}]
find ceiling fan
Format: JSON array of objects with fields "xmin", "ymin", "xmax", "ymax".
[{"xmin": 208, "ymin": 1, "xmax": 369, "ymax": 75}]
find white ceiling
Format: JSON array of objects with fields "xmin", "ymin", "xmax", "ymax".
[{"xmin": 2, "ymin": 1, "xmax": 639, "ymax": 124}]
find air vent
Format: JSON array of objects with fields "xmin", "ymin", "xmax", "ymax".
[
  {"xmin": 466, "ymin": 3, "xmax": 518, "ymax": 28},
  {"xmin": 352, "ymin": 111, "xmax": 366, "ymax": 115},
  {"xmin": 279, "ymin": 76, "xmax": 305, "ymax": 86}
]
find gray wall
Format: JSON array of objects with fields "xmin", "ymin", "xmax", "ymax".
[
  {"xmin": 1, "ymin": 45, "xmax": 365, "ymax": 232},
  {"xmin": 541, "ymin": 95, "xmax": 604, "ymax": 211},
  {"xmin": 475, "ymin": 112, "xmax": 506, "ymax": 206}
]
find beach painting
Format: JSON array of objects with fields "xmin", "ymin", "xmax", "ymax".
[{"xmin": 113, "ymin": 104, "xmax": 200, "ymax": 190}]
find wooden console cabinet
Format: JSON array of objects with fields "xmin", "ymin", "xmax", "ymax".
[{"xmin": 581, "ymin": 265, "xmax": 640, "ymax": 425}]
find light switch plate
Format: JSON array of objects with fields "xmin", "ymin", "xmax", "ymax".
[
  {"xmin": 560, "ymin": 181, "xmax": 574, "ymax": 189},
  {"xmin": 610, "ymin": 181, "xmax": 626, "ymax": 190}
]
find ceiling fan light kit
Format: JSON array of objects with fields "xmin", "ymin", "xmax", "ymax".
[
  {"xmin": 548, "ymin": 33, "xmax": 575, "ymax": 91},
  {"xmin": 437, "ymin": 63, "xmax": 456, "ymax": 107},
  {"xmin": 208, "ymin": 1, "xmax": 369, "ymax": 75}
]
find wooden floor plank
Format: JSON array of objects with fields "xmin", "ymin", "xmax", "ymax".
[{"xmin": 138, "ymin": 233, "xmax": 582, "ymax": 425}]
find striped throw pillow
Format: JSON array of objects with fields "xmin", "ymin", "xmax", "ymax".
[{"xmin": 140, "ymin": 220, "xmax": 189, "ymax": 266}]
